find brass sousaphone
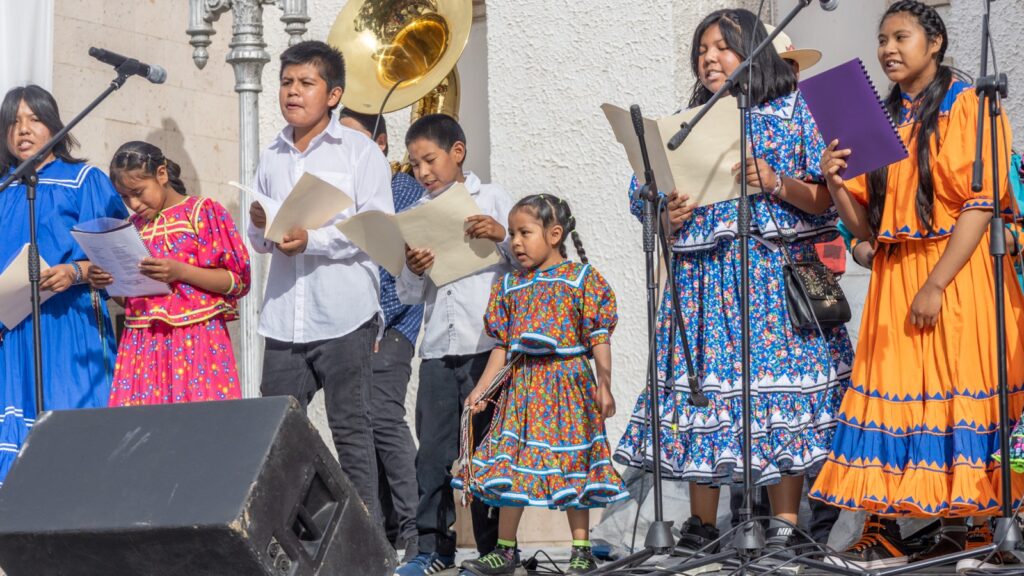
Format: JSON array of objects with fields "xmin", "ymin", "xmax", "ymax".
[{"xmin": 328, "ymin": 0, "xmax": 472, "ymax": 124}]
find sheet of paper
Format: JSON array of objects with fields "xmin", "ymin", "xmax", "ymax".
[
  {"xmin": 336, "ymin": 211, "xmax": 406, "ymax": 275},
  {"xmin": 657, "ymin": 99, "xmax": 743, "ymax": 205},
  {"xmin": 230, "ymin": 180, "xmax": 283, "ymax": 232},
  {"xmin": 603, "ymin": 98, "xmax": 744, "ymax": 207},
  {"xmin": 0, "ymin": 244, "xmax": 54, "ymax": 329},
  {"xmin": 337, "ymin": 183, "xmax": 503, "ymax": 287},
  {"xmin": 602, "ymin": 103, "xmax": 679, "ymax": 193},
  {"xmin": 398, "ymin": 183, "xmax": 502, "ymax": 286},
  {"xmin": 71, "ymin": 218, "xmax": 171, "ymax": 298},
  {"xmin": 267, "ymin": 173, "xmax": 353, "ymax": 243}
]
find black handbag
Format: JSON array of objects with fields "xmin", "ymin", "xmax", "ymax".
[{"xmin": 782, "ymin": 260, "xmax": 851, "ymax": 331}]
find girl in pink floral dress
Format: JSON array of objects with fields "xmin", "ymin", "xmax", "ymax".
[
  {"xmin": 88, "ymin": 141, "xmax": 250, "ymax": 405},
  {"xmin": 456, "ymin": 194, "xmax": 627, "ymax": 576}
]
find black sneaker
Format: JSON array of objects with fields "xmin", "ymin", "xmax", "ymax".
[
  {"xmin": 825, "ymin": 516, "xmax": 909, "ymax": 570},
  {"xmin": 460, "ymin": 545, "xmax": 518, "ymax": 576},
  {"xmin": 909, "ymin": 524, "xmax": 966, "ymax": 564},
  {"xmin": 763, "ymin": 518, "xmax": 801, "ymax": 559},
  {"xmin": 565, "ymin": 545, "xmax": 598, "ymax": 575},
  {"xmin": 675, "ymin": 516, "xmax": 721, "ymax": 555}
]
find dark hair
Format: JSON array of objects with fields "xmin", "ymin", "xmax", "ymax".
[
  {"xmin": 688, "ymin": 9, "xmax": 797, "ymax": 108},
  {"xmin": 512, "ymin": 194, "xmax": 587, "ymax": 264},
  {"xmin": 1, "ymin": 85, "xmax": 84, "ymax": 174},
  {"xmin": 280, "ymin": 41, "xmax": 346, "ymax": 109},
  {"xmin": 109, "ymin": 141, "xmax": 188, "ymax": 196},
  {"xmin": 405, "ymin": 113, "xmax": 466, "ymax": 159},
  {"xmin": 339, "ymin": 108, "xmax": 388, "ymax": 155},
  {"xmin": 867, "ymin": 0, "xmax": 950, "ymax": 236}
]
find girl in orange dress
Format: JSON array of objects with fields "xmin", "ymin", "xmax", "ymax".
[
  {"xmin": 88, "ymin": 141, "xmax": 250, "ymax": 405},
  {"xmin": 810, "ymin": 0, "xmax": 1024, "ymax": 569}
]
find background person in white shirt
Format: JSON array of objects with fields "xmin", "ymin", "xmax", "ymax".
[
  {"xmin": 248, "ymin": 41, "xmax": 394, "ymax": 525},
  {"xmin": 393, "ymin": 114, "xmax": 512, "ymax": 576}
]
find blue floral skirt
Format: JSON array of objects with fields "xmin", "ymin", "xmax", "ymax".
[{"xmin": 613, "ymin": 235, "xmax": 853, "ymax": 486}]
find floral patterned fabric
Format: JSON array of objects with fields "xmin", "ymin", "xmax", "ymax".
[
  {"xmin": 614, "ymin": 91, "xmax": 854, "ymax": 487},
  {"xmin": 109, "ymin": 196, "xmax": 250, "ymax": 406},
  {"xmin": 454, "ymin": 261, "xmax": 629, "ymax": 509}
]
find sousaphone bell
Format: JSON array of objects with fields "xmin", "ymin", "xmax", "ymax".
[{"xmin": 328, "ymin": 0, "xmax": 472, "ymax": 118}]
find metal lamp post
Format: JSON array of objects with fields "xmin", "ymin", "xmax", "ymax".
[{"xmin": 186, "ymin": 0, "xmax": 309, "ymax": 398}]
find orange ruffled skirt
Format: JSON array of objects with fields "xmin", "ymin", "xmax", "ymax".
[{"xmin": 810, "ymin": 234, "xmax": 1024, "ymax": 517}]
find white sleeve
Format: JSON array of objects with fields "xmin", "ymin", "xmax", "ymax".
[
  {"xmin": 247, "ymin": 157, "xmax": 274, "ymax": 254},
  {"xmin": 305, "ymin": 145, "xmax": 396, "ymax": 259},
  {"xmin": 489, "ymin": 185, "xmax": 516, "ymax": 263},
  {"xmin": 396, "ymin": 263, "xmax": 428, "ymax": 304}
]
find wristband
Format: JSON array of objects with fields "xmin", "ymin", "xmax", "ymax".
[
  {"xmin": 770, "ymin": 177, "xmax": 784, "ymax": 198},
  {"xmin": 70, "ymin": 261, "xmax": 83, "ymax": 285}
]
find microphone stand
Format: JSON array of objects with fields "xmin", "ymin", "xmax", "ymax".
[
  {"xmin": 591, "ymin": 102, "xmax": 715, "ymax": 575},
  {"xmin": 973, "ymin": 0, "xmax": 1023, "ymax": 559},
  {"xmin": 659, "ymin": 5, "xmax": 811, "ymax": 572},
  {"xmin": 0, "ymin": 63, "xmax": 135, "ymax": 414}
]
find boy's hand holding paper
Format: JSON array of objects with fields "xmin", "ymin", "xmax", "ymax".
[
  {"xmin": 338, "ymin": 182, "xmax": 503, "ymax": 286},
  {"xmin": 232, "ymin": 172, "xmax": 353, "ymax": 245}
]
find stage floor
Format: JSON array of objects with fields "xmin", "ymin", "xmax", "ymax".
[{"xmin": 449, "ymin": 548, "xmax": 986, "ymax": 575}]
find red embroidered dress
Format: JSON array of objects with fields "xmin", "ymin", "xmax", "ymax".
[{"xmin": 109, "ymin": 196, "xmax": 250, "ymax": 406}]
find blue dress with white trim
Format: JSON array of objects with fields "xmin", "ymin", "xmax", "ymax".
[{"xmin": 0, "ymin": 159, "xmax": 128, "ymax": 483}]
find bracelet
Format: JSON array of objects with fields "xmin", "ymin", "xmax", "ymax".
[
  {"xmin": 70, "ymin": 261, "xmax": 83, "ymax": 284},
  {"xmin": 770, "ymin": 177, "xmax": 784, "ymax": 198}
]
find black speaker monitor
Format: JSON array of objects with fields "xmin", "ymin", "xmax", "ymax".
[{"xmin": 0, "ymin": 396, "xmax": 395, "ymax": 576}]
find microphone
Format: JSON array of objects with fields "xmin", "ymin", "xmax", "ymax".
[
  {"xmin": 819, "ymin": 0, "xmax": 839, "ymax": 11},
  {"xmin": 88, "ymin": 48, "xmax": 167, "ymax": 84},
  {"xmin": 630, "ymin": 104, "xmax": 645, "ymax": 138}
]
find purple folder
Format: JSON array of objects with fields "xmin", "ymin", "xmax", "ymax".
[{"xmin": 799, "ymin": 58, "xmax": 908, "ymax": 179}]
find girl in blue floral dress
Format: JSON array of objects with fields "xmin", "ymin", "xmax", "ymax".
[
  {"xmin": 457, "ymin": 194, "xmax": 628, "ymax": 575},
  {"xmin": 613, "ymin": 8, "xmax": 854, "ymax": 552}
]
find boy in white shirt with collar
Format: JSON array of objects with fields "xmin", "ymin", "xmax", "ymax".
[
  {"xmin": 394, "ymin": 114, "xmax": 512, "ymax": 575},
  {"xmin": 248, "ymin": 40, "xmax": 393, "ymax": 524}
]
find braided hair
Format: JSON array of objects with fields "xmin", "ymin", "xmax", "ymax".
[
  {"xmin": 867, "ymin": 0, "xmax": 952, "ymax": 236},
  {"xmin": 512, "ymin": 193, "xmax": 587, "ymax": 264},
  {"xmin": 109, "ymin": 141, "xmax": 188, "ymax": 196}
]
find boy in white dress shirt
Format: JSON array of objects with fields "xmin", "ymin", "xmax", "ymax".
[
  {"xmin": 393, "ymin": 114, "xmax": 512, "ymax": 576},
  {"xmin": 248, "ymin": 40, "xmax": 394, "ymax": 524}
]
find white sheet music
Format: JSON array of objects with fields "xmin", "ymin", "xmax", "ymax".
[
  {"xmin": 71, "ymin": 218, "xmax": 171, "ymax": 298},
  {"xmin": 0, "ymin": 244, "xmax": 54, "ymax": 329}
]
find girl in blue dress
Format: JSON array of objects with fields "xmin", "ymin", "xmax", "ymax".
[
  {"xmin": 0, "ymin": 85, "xmax": 128, "ymax": 483},
  {"xmin": 613, "ymin": 9, "xmax": 854, "ymax": 552}
]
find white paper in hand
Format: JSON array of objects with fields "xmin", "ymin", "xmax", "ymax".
[
  {"xmin": 71, "ymin": 218, "xmax": 171, "ymax": 297},
  {"xmin": 0, "ymin": 244, "xmax": 54, "ymax": 329},
  {"xmin": 232, "ymin": 173, "xmax": 353, "ymax": 243},
  {"xmin": 602, "ymin": 99, "xmax": 743, "ymax": 207},
  {"xmin": 337, "ymin": 183, "xmax": 503, "ymax": 286}
]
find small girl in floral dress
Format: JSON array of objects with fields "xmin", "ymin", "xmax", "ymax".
[
  {"xmin": 88, "ymin": 141, "xmax": 250, "ymax": 405},
  {"xmin": 456, "ymin": 194, "xmax": 628, "ymax": 576}
]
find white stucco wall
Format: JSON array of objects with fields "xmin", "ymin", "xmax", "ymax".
[{"xmin": 946, "ymin": 0, "xmax": 1024, "ymax": 150}]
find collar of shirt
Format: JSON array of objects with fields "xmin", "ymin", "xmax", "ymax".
[{"xmin": 272, "ymin": 114, "xmax": 346, "ymax": 155}]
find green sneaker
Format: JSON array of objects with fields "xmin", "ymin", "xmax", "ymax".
[
  {"xmin": 565, "ymin": 545, "xmax": 598, "ymax": 574},
  {"xmin": 460, "ymin": 545, "xmax": 519, "ymax": 576}
]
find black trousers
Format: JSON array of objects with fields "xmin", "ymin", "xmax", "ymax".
[
  {"xmin": 414, "ymin": 352, "xmax": 499, "ymax": 557},
  {"xmin": 261, "ymin": 319, "xmax": 381, "ymax": 524},
  {"xmin": 371, "ymin": 329, "xmax": 419, "ymax": 549}
]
